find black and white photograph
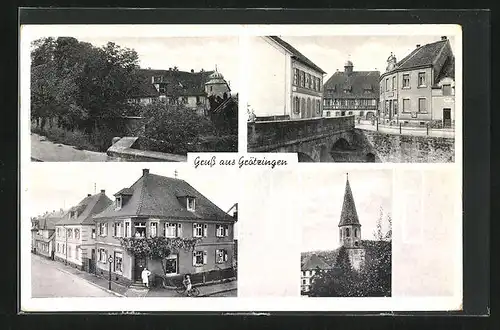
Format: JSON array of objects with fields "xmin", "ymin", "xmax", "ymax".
[
  {"xmin": 29, "ymin": 164, "xmax": 238, "ymax": 298},
  {"xmin": 27, "ymin": 30, "xmax": 239, "ymax": 162},
  {"xmin": 247, "ymin": 34, "xmax": 458, "ymax": 163},
  {"xmin": 300, "ymin": 170, "xmax": 392, "ymax": 297}
]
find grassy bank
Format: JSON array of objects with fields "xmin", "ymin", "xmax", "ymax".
[{"xmin": 31, "ymin": 125, "xmax": 102, "ymax": 152}]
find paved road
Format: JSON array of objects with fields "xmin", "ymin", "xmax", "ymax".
[
  {"xmin": 355, "ymin": 123, "xmax": 455, "ymax": 138},
  {"xmin": 31, "ymin": 254, "xmax": 114, "ymax": 298},
  {"xmin": 31, "ymin": 133, "xmax": 108, "ymax": 162}
]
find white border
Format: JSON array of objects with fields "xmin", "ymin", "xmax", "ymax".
[{"xmin": 21, "ymin": 24, "xmax": 462, "ymax": 312}]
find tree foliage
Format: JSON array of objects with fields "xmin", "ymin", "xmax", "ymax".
[
  {"xmin": 119, "ymin": 236, "xmax": 200, "ymax": 275},
  {"xmin": 30, "ymin": 37, "xmax": 141, "ymax": 135},
  {"xmin": 140, "ymin": 102, "xmax": 216, "ymax": 154},
  {"xmin": 309, "ymin": 208, "xmax": 392, "ymax": 297}
]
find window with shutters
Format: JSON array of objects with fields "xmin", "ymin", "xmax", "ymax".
[
  {"xmin": 99, "ymin": 223, "xmax": 107, "ymax": 237},
  {"xmin": 67, "ymin": 228, "xmax": 73, "ymax": 238},
  {"xmin": 165, "ymin": 223, "xmax": 181, "ymax": 238},
  {"xmin": 98, "ymin": 248, "xmax": 107, "ymax": 263},
  {"xmin": 74, "ymin": 229, "xmax": 80, "ymax": 239},
  {"xmin": 216, "ymin": 224, "xmax": 229, "ymax": 237},
  {"xmin": 216, "ymin": 249, "xmax": 228, "ymax": 263},
  {"xmin": 150, "ymin": 222, "xmax": 158, "ymax": 237},
  {"xmin": 193, "ymin": 251, "xmax": 206, "ymax": 266},
  {"xmin": 193, "ymin": 223, "xmax": 207, "ymax": 237},
  {"xmin": 124, "ymin": 221, "xmax": 130, "ymax": 237},
  {"xmin": 293, "ymin": 68, "xmax": 298, "ymax": 86}
]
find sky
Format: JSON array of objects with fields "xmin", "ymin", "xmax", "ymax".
[
  {"xmin": 27, "ymin": 163, "xmax": 240, "ymax": 225},
  {"xmin": 70, "ymin": 36, "xmax": 240, "ymax": 92},
  {"xmin": 280, "ymin": 35, "xmax": 456, "ymax": 79},
  {"xmin": 300, "ymin": 169, "xmax": 393, "ymax": 252}
]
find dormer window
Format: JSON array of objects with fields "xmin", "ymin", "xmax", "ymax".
[
  {"xmin": 115, "ymin": 196, "xmax": 122, "ymax": 210},
  {"xmin": 187, "ymin": 197, "xmax": 196, "ymax": 212}
]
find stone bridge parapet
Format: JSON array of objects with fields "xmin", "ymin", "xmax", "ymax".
[{"xmin": 248, "ymin": 115, "xmax": 356, "ymax": 152}]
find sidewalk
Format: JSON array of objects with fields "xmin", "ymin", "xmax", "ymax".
[
  {"xmin": 146, "ymin": 279, "xmax": 238, "ymax": 297},
  {"xmin": 31, "ymin": 133, "xmax": 109, "ymax": 162}
]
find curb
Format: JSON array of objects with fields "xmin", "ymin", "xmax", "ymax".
[
  {"xmin": 55, "ymin": 267, "xmax": 125, "ymax": 298},
  {"xmin": 199, "ymin": 288, "xmax": 237, "ymax": 297}
]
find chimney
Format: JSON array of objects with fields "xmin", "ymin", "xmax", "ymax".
[
  {"xmin": 441, "ymin": 36, "xmax": 447, "ymax": 40},
  {"xmin": 100, "ymin": 189, "xmax": 105, "ymax": 194},
  {"xmin": 143, "ymin": 168, "xmax": 149, "ymax": 176},
  {"xmin": 191, "ymin": 69, "xmax": 194, "ymax": 73},
  {"xmin": 416, "ymin": 44, "xmax": 421, "ymax": 48},
  {"xmin": 87, "ymin": 194, "xmax": 92, "ymax": 197}
]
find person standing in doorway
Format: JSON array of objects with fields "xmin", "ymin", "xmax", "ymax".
[{"xmin": 141, "ymin": 267, "xmax": 152, "ymax": 288}]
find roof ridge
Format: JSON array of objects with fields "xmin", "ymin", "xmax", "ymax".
[
  {"xmin": 136, "ymin": 174, "xmax": 148, "ymax": 216},
  {"xmin": 431, "ymin": 39, "xmax": 448, "ymax": 67}
]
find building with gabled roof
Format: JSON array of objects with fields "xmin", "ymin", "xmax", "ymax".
[
  {"xmin": 92, "ymin": 168, "xmax": 237, "ymax": 285},
  {"xmin": 32, "ymin": 209, "xmax": 67, "ymax": 259},
  {"xmin": 300, "ymin": 253, "xmax": 333, "ymax": 293},
  {"xmin": 323, "ymin": 60, "xmax": 380, "ymax": 120},
  {"xmin": 379, "ymin": 36, "xmax": 455, "ymax": 127},
  {"xmin": 54, "ymin": 190, "xmax": 112, "ymax": 271},
  {"xmin": 248, "ymin": 36, "xmax": 325, "ymax": 120},
  {"xmin": 129, "ymin": 67, "xmax": 231, "ymax": 116}
]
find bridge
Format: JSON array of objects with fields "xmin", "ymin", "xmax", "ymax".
[{"xmin": 247, "ymin": 116, "xmax": 370, "ymax": 162}]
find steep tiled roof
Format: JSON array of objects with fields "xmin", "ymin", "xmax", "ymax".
[
  {"xmin": 57, "ymin": 192, "xmax": 113, "ymax": 225},
  {"xmin": 324, "ymin": 70, "xmax": 380, "ymax": 99},
  {"xmin": 339, "ymin": 177, "xmax": 360, "ymax": 227},
  {"xmin": 301, "ymin": 254, "xmax": 332, "ymax": 271},
  {"xmin": 396, "ymin": 40, "xmax": 448, "ymax": 70},
  {"xmin": 267, "ymin": 36, "xmax": 326, "ymax": 74},
  {"xmin": 131, "ymin": 69, "xmax": 215, "ymax": 98},
  {"xmin": 383, "ymin": 39, "xmax": 455, "ymax": 85},
  {"xmin": 37, "ymin": 210, "xmax": 67, "ymax": 230},
  {"xmin": 94, "ymin": 171, "xmax": 235, "ymax": 222}
]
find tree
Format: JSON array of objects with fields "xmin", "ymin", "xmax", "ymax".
[{"xmin": 140, "ymin": 102, "xmax": 216, "ymax": 154}]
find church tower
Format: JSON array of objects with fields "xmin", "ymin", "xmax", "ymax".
[{"xmin": 338, "ymin": 173, "xmax": 365, "ymax": 270}]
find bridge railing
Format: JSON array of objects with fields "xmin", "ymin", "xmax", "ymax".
[{"xmin": 248, "ymin": 115, "xmax": 355, "ymax": 151}]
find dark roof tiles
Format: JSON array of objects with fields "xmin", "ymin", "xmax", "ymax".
[
  {"xmin": 131, "ymin": 69, "xmax": 215, "ymax": 99},
  {"xmin": 339, "ymin": 178, "xmax": 360, "ymax": 227},
  {"xmin": 94, "ymin": 172, "xmax": 234, "ymax": 222},
  {"xmin": 57, "ymin": 192, "xmax": 113, "ymax": 225},
  {"xmin": 324, "ymin": 70, "xmax": 380, "ymax": 99}
]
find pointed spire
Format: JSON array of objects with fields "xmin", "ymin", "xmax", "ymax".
[{"xmin": 339, "ymin": 174, "xmax": 360, "ymax": 227}]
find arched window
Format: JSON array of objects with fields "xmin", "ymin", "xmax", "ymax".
[
  {"xmin": 295, "ymin": 97, "xmax": 300, "ymax": 114},
  {"xmin": 312, "ymin": 99, "xmax": 316, "ymax": 116},
  {"xmin": 348, "ymin": 111, "xmax": 353, "ymax": 115},
  {"xmin": 354, "ymin": 241, "xmax": 359, "ymax": 247},
  {"xmin": 336, "ymin": 111, "xmax": 340, "ymax": 117},
  {"xmin": 359, "ymin": 111, "xmax": 364, "ymax": 117},
  {"xmin": 316, "ymin": 100, "xmax": 321, "ymax": 114},
  {"xmin": 354, "ymin": 228, "xmax": 358, "ymax": 238},
  {"xmin": 300, "ymin": 98, "xmax": 306, "ymax": 118},
  {"xmin": 346, "ymin": 228, "xmax": 350, "ymax": 237},
  {"xmin": 326, "ymin": 111, "xmax": 331, "ymax": 117},
  {"xmin": 307, "ymin": 98, "xmax": 312, "ymax": 117}
]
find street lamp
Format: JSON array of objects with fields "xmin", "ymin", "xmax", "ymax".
[{"xmin": 108, "ymin": 256, "xmax": 113, "ymax": 290}]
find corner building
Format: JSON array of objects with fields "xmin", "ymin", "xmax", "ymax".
[
  {"xmin": 92, "ymin": 169, "xmax": 236, "ymax": 286},
  {"xmin": 379, "ymin": 36, "xmax": 455, "ymax": 127}
]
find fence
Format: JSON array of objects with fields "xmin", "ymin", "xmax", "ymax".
[
  {"xmin": 356, "ymin": 120, "xmax": 455, "ymax": 138},
  {"xmin": 154, "ymin": 267, "xmax": 237, "ymax": 289}
]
